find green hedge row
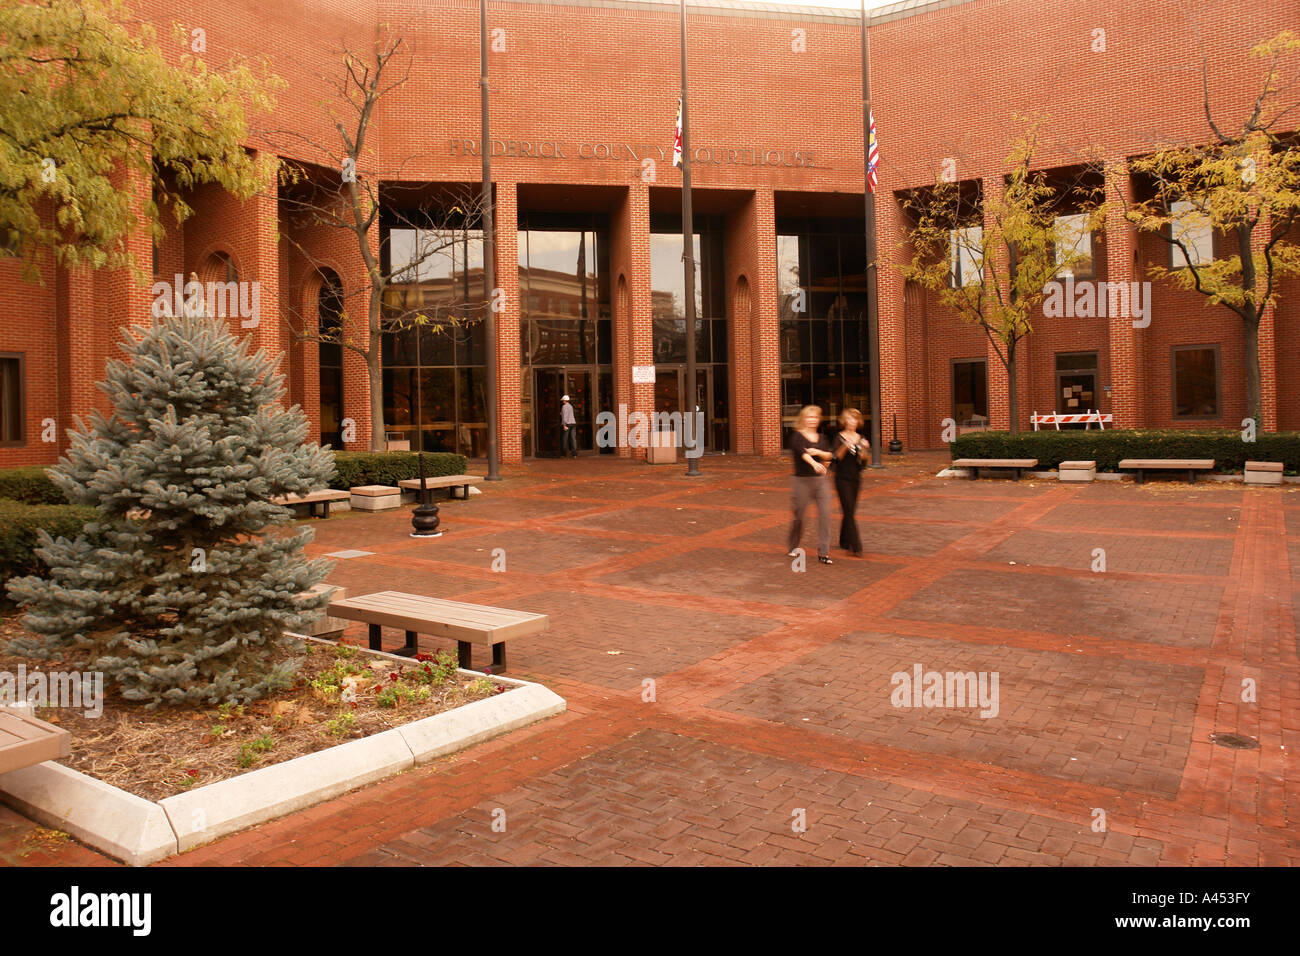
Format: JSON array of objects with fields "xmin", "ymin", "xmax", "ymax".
[
  {"xmin": 0, "ymin": 500, "xmax": 99, "ymax": 597},
  {"xmin": 950, "ymin": 429, "xmax": 1300, "ymax": 472},
  {"xmin": 0, "ymin": 465, "xmax": 66, "ymax": 504},
  {"xmin": 329, "ymin": 451, "xmax": 468, "ymax": 489}
]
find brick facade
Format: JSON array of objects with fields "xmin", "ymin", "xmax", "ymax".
[{"xmin": 3, "ymin": 0, "xmax": 1296, "ymax": 465}]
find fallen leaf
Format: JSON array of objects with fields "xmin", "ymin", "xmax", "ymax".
[{"xmin": 606, "ymin": 650, "xmax": 622, "ymax": 656}]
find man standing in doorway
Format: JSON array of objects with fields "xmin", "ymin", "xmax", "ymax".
[{"xmin": 561, "ymin": 394, "xmax": 578, "ymax": 458}]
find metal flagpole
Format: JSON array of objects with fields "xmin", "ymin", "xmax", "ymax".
[
  {"xmin": 681, "ymin": 0, "xmax": 701, "ymax": 476},
  {"xmin": 481, "ymin": 0, "xmax": 501, "ymax": 480},
  {"xmin": 861, "ymin": 0, "xmax": 883, "ymax": 467}
]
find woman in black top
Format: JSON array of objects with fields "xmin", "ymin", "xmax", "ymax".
[
  {"xmin": 787, "ymin": 405, "xmax": 835, "ymax": 565},
  {"xmin": 832, "ymin": 408, "xmax": 868, "ymax": 557}
]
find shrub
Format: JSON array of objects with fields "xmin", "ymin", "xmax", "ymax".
[
  {"xmin": 329, "ymin": 451, "xmax": 467, "ymax": 489},
  {"xmin": 950, "ymin": 428, "xmax": 1300, "ymax": 472},
  {"xmin": 0, "ymin": 500, "xmax": 99, "ymax": 596},
  {"xmin": 0, "ymin": 465, "xmax": 66, "ymax": 504}
]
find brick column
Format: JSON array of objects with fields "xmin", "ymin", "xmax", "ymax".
[
  {"xmin": 493, "ymin": 181, "xmax": 523, "ymax": 464},
  {"xmin": 724, "ymin": 190, "xmax": 759, "ymax": 455},
  {"xmin": 982, "ymin": 175, "xmax": 1011, "ymax": 430},
  {"xmin": 249, "ymin": 151, "xmax": 285, "ymax": 366},
  {"xmin": 343, "ymin": 221, "xmax": 377, "ymax": 451},
  {"xmin": 1253, "ymin": 206, "xmax": 1277, "ymax": 431},
  {"xmin": 750, "ymin": 188, "xmax": 781, "ymax": 457},
  {"xmin": 1104, "ymin": 159, "xmax": 1144, "ymax": 428},
  {"xmin": 55, "ymin": 265, "xmax": 97, "ymax": 457},
  {"xmin": 876, "ymin": 189, "xmax": 909, "ymax": 450},
  {"xmin": 612, "ymin": 184, "xmax": 653, "ymax": 460}
]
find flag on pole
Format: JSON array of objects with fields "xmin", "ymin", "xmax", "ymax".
[
  {"xmin": 867, "ymin": 109, "xmax": 879, "ymax": 193},
  {"xmin": 673, "ymin": 98, "xmax": 683, "ymax": 169}
]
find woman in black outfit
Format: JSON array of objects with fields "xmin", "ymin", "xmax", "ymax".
[
  {"xmin": 832, "ymin": 408, "xmax": 868, "ymax": 556},
  {"xmin": 787, "ymin": 405, "xmax": 835, "ymax": 565}
]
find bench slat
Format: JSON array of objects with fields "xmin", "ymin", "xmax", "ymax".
[
  {"xmin": 1118, "ymin": 459, "xmax": 1215, "ymax": 468},
  {"xmin": 952, "ymin": 458, "xmax": 1038, "ymax": 467},
  {"xmin": 328, "ymin": 591, "xmax": 548, "ymax": 646},
  {"xmin": 397, "ymin": 475, "xmax": 483, "ymax": 490}
]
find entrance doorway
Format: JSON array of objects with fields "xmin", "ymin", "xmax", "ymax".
[
  {"xmin": 653, "ymin": 366, "xmax": 728, "ymax": 453},
  {"xmin": 533, "ymin": 368, "xmax": 592, "ymax": 456},
  {"xmin": 1055, "ymin": 352, "xmax": 1099, "ymax": 420}
]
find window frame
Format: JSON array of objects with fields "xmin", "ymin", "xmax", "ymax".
[
  {"xmin": 950, "ymin": 357, "xmax": 988, "ymax": 424},
  {"xmin": 949, "ymin": 224, "xmax": 984, "ymax": 288},
  {"xmin": 0, "ymin": 352, "xmax": 26, "ymax": 447},
  {"xmin": 1169, "ymin": 199, "xmax": 1215, "ymax": 270},
  {"xmin": 1170, "ymin": 344, "xmax": 1221, "ymax": 421},
  {"xmin": 1053, "ymin": 213, "xmax": 1096, "ymax": 280}
]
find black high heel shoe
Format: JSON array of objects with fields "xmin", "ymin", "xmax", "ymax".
[{"xmin": 819, "ymin": 555, "xmax": 833, "ymax": 565}]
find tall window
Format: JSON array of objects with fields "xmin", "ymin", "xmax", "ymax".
[
  {"xmin": 776, "ymin": 218, "xmax": 868, "ymax": 438},
  {"xmin": 952, "ymin": 359, "xmax": 987, "ymax": 425},
  {"xmin": 0, "ymin": 354, "xmax": 23, "ymax": 445},
  {"xmin": 381, "ymin": 215, "xmax": 487, "ymax": 456},
  {"xmin": 318, "ymin": 273, "xmax": 344, "ymax": 447},
  {"xmin": 1054, "ymin": 213, "xmax": 1095, "ymax": 278},
  {"xmin": 1170, "ymin": 199, "xmax": 1213, "ymax": 269},
  {"xmin": 1172, "ymin": 346, "xmax": 1219, "ymax": 419},
  {"xmin": 949, "ymin": 225, "xmax": 983, "ymax": 288}
]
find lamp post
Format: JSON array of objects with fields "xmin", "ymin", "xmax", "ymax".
[
  {"xmin": 480, "ymin": 0, "xmax": 501, "ymax": 481},
  {"xmin": 861, "ymin": 0, "xmax": 883, "ymax": 467},
  {"xmin": 680, "ymin": 0, "xmax": 701, "ymax": 476}
]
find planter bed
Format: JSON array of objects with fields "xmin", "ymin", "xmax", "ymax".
[{"xmin": 0, "ymin": 628, "xmax": 564, "ymax": 865}]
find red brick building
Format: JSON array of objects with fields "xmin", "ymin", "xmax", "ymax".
[{"xmin": 3, "ymin": 0, "xmax": 1296, "ymax": 466}]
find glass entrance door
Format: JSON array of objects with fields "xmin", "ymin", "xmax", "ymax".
[
  {"xmin": 533, "ymin": 367, "xmax": 593, "ymax": 456},
  {"xmin": 654, "ymin": 366, "xmax": 724, "ymax": 453}
]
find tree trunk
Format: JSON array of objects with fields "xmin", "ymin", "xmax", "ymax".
[
  {"xmin": 368, "ymin": 347, "xmax": 385, "ymax": 452},
  {"xmin": 1006, "ymin": 341, "xmax": 1019, "ymax": 435},
  {"xmin": 1244, "ymin": 314, "xmax": 1263, "ymax": 431}
]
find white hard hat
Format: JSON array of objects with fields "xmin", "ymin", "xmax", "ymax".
[{"xmin": 562, "ymin": 394, "xmax": 570, "ymax": 401}]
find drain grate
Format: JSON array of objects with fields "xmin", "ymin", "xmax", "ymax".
[{"xmin": 1209, "ymin": 732, "xmax": 1260, "ymax": 750}]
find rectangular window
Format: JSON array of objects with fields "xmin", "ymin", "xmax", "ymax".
[
  {"xmin": 949, "ymin": 225, "xmax": 983, "ymax": 288},
  {"xmin": 1170, "ymin": 199, "xmax": 1213, "ymax": 269},
  {"xmin": 1172, "ymin": 346, "xmax": 1219, "ymax": 419},
  {"xmin": 952, "ymin": 359, "xmax": 988, "ymax": 424},
  {"xmin": 1055, "ymin": 352, "xmax": 1098, "ymax": 416},
  {"xmin": 1054, "ymin": 213, "xmax": 1094, "ymax": 278},
  {"xmin": 0, "ymin": 354, "xmax": 23, "ymax": 445}
]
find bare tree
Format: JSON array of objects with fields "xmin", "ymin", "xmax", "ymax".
[{"xmin": 267, "ymin": 35, "xmax": 490, "ymax": 451}]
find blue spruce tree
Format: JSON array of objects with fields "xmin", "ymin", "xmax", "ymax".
[{"xmin": 6, "ymin": 314, "xmax": 335, "ymax": 706}]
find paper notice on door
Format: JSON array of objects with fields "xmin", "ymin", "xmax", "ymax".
[{"xmin": 1067, "ymin": 398, "xmax": 1079, "ymax": 408}]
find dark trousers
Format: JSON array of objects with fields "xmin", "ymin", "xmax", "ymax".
[
  {"xmin": 562, "ymin": 425, "xmax": 578, "ymax": 456},
  {"xmin": 835, "ymin": 476, "xmax": 862, "ymax": 554},
  {"xmin": 788, "ymin": 475, "xmax": 832, "ymax": 558}
]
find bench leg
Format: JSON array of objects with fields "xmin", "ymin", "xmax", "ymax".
[
  {"xmin": 368, "ymin": 623, "xmax": 382, "ymax": 652},
  {"xmin": 1134, "ymin": 470, "xmax": 1144, "ymax": 485},
  {"xmin": 1188, "ymin": 470, "xmax": 1196, "ymax": 484},
  {"xmin": 1012, "ymin": 468, "xmax": 1021, "ymax": 481},
  {"xmin": 457, "ymin": 641, "xmax": 473, "ymax": 670},
  {"xmin": 397, "ymin": 630, "xmax": 418, "ymax": 657},
  {"xmin": 322, "ymin": 501, "xmax": 331, "ymax": 518},
  {"xmin": 491, "ymin": 642, "xmax": 507, "ymax": 673},
  {"xmin": 969, "ymin": 467, "xmax": 978, "ymax": 481}
]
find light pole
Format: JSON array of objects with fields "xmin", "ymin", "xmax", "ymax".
[
  {"xmin": 680, "ymin": 0, "xmax": 701, "ymax": 476},
  {"xmin": 861, "ymin": 0, "xmax": 883, "ymax": 467},
  {"xmin": 480, "ymin": 0, "xmax": 501, "ymax": 481}
]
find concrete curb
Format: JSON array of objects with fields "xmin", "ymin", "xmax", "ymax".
[
  {"xmin": 0, "ymin": 762, "xmax": 177, "ymax": 866},
  {"xmin": 0, "ymin": 643, "xmax": 565, "ymax": 865}
]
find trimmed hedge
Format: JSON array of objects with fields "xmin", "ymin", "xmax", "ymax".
[
  {"xmin": 950, "ymin": 429, "xmax": 1300, "ymax": 473},
  {"xmin": 329, "ymin": 451, "xmax": 468, "ymax": 489},
  {"xmin": 0, "ymin": 465, "xmax": 66, "ymax": 504},
  {"xmin": 0, "ymin": 500, "xmax": 99, "ymax": 598}
]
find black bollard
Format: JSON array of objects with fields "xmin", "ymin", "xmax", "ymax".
[
  {"xmin": 410, "ymin": 451, "xmax": 443, "ymax": 537},
  {"xmin": 889, "ymin": 413, "xmax": 903, "ymax": 455}
]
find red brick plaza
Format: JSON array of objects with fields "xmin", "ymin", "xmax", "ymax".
[{"xmin": 4, "ymin": 456, "xmax": 1296, "ymax": 866}]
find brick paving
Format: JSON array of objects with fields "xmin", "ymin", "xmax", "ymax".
[{"xmin": 2, "ymin": 451, "xmax": 1298, "ymax": 867}]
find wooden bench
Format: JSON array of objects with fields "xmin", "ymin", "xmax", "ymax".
[
  {"xmin": 0, "ymin": 708, "xmax": 71, "ymax": 775},
  {"xmin": 397, "ymin": 474, "xmax": 484, "ymax": 501},
  {"xmin": 270, "ymin": 489, "xmax": 350, "ymax": 518},
  {"xmin": 327, "ymin": 590, "xmax": 548, "ymax": 673},
  {"xmin": 951, "ymin": 458, "xmax": 1039, "ymax": 481},
  {"xmin": 1245, "ymin": 460, "xmax": 1283, "ymax": 486},
  {"xmin": 1118, "ymin": 459, "xmax": 1215, "ymax": 485}
]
